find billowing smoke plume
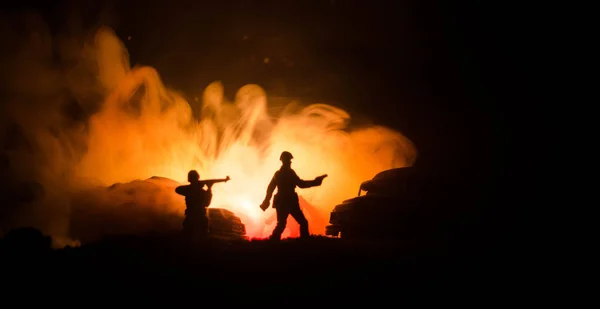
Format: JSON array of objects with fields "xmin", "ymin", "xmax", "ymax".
[{"xmin": 0, "ymin": 13, "xmax": 416, "ymax": 243}]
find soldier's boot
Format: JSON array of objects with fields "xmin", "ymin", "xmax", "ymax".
[
  {"xmin": 298, "ymin": 219, "xmax": 310, "ymax": 239},
  {"xmin": 299, "ymin": 230, "xmax": 310, "ymax": 239},
  {"xmin": 268, "ymin": 234, "xmax": 281, "ymax": 241},
  {"xmin": 269, "ymin": 223, "xmax": 285, "ymax": 241}
]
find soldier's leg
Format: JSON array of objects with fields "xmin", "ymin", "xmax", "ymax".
[
  {"xmin": 182, "ymin": 211, "xmax": 192, "ymax": 237},
  {"xmin": 290, "ymin": 205, "xmax": 309, "ymax": 238},
  {"xmin": 270, "ymin": 207, "xmax": 290, "ymax": 240},
  {"xmin": 182, "ymin": 215, "xmax": 201, "ymax": 243},
  {"xmin": 199, "ymin": 208, "xmax": 209, "ymax": 238}
]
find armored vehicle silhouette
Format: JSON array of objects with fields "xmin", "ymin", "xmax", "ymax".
[
  {"xmin": 325, "ymin": 167, "xmax": 421, "ymax": 239},
  {"xmin": 206, "ymin": 207, "xmax": 246, "ymax": 239}
]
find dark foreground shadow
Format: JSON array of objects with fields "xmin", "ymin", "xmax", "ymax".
[{"xmin": 0, "ymin": 226, "xmax": 515, "ymax": 303}]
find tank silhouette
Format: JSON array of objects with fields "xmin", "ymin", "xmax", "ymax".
[
  {"xmin": 325, "ymin": 167, "xmax": 421, "ymax": 239},
  {"xmin": 69, "ymin": 176, "xmax": 246, "ymax": 244},
  {"xmin": 206, "ymin": 208, "xmax": 246, "ymax": 240}
]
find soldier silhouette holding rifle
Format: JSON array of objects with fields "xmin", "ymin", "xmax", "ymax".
[
  {"xmin": 176, "ymin": 170, "xmax": 230, "ymax": 240},
  {"xmin": 260, "ymin": 151, "xmax": 327, "ymax": 240}
]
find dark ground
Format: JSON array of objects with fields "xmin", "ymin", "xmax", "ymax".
[{"xmin": 0, "ymin": 227, "xmax": 516, "ymax": 301}]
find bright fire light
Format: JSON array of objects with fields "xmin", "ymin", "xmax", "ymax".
[{"xmin": 71, "ymin": 27, "xmax": 417, "ymax": 239}]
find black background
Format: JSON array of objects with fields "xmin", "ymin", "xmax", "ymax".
[{"xmin": 1, "ymin": 0, "xmax": 543, "ymax": 279}]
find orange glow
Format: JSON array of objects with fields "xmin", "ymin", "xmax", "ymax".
[{"xmin": 71, "ymin": 27, "xmax": 417, "ymax": 239}]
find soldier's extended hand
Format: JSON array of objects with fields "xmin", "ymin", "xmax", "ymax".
[
  {"xmin": 316, "ymin": 174, "xmax": 328, "ymax": 180},
  {"xmin": 315, "ymin": 174, "xmax": 328, "ymax": 185},
  {"xmin": 259, "ymin": 200, "xmax": 270, "ymax": 211}
]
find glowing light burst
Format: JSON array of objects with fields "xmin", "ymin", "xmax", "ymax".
[{"xmin": 72, "ymin": 27, "xmax": 417, "ymax": 239}]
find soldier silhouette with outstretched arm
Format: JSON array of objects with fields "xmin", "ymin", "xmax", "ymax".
[
  {"xmin": 260, "ymin": 151, "xmax": 327, "ymax": 240},
  {"xmin": 175, "ymin": 170, "xmax": 230, "ymax": 240}
]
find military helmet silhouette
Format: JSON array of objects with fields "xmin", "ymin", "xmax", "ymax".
[
  {"xmin": 188, "ymin": 170, "xmax": 200, "ymax": 182},
  {"xmin": 280, "ymin": 151, "xmax": 293, "ymax": 161}
]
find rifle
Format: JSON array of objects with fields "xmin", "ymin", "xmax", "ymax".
[{"xmin": 199, "ymin": 176, "xmax": 231, "ymax": 187}]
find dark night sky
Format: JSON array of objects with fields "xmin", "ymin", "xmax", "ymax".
[{"xmin": 5, "ymin": 2, "xmax": 518, "ymax": 148}]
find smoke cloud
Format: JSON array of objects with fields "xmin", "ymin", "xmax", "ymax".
[{"xmin": 0, "ymin": 12, "xmax": 416, "ymax": 243}]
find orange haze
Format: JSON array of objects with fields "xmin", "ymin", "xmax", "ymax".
[
  {"xmin": 0, "ymin": 24, "xmax": 416, "ymax": 241},
  {"xmin": 71, "ymin": 27, "xmax": 417, "ymax": 239}
]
